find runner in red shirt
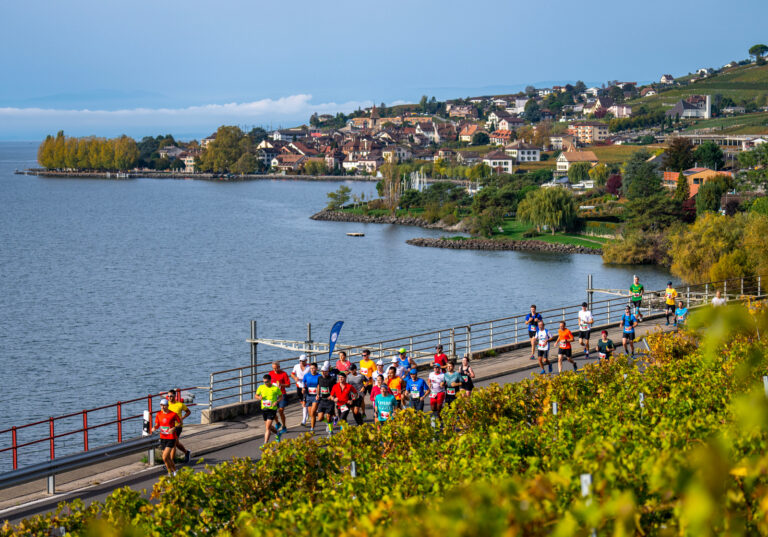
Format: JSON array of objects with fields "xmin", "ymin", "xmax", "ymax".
[
  {"xmin": 433, "ymin": 345, "xmax": 448, "ymax": 371},
  {"xmin": 268, "ymin": 361, "xmax": 291, "ymax": 433},
  {"xmin": 330, "ymin": 372, "xmax": 358, "ymax": 429},
  {"xmin": 151, "ymin": 399, "xmax": 181, "ymax": 476}
]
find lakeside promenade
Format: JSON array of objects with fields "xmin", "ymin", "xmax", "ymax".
[{"xmin": 0, "ymin": 313, "xmax": 674, "ymax": 524}]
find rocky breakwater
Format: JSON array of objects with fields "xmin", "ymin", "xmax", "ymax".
[
  {"xmin": 405, "ymin": 237, "xmax": 601, "ymax": 255},
  {"xmin": 310, "ymin": 210, "xmax": 462, "ymax": 231}
]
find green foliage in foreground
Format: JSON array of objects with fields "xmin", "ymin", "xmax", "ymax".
[{"xmin": 5, "ymin": 305, "xmax": 768, "ymax": 536}]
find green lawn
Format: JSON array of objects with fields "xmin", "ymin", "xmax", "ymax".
[
  {"xmin": 489, "ymin": 218, "xmax": 605, "ymax": 249},
  {"xmin": 682, "ymin": 111, "xmax": 768, "ymax": 134},
  {"xmin": 587, "ymin": 144, "xmax": 666, "ymax": 163}
]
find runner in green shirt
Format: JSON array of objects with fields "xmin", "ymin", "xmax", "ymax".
[
  {"xmin": 255, "ymin": 375, "xmax": 283, "ymax": 444},
  {"xmin": 629, "ymin": 275, "xmax": 644, "ymax": 321}
]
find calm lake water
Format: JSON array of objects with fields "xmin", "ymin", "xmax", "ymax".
[{"xmin": 0, "ymin": 141, "xmax": 671, "ymax": 464}]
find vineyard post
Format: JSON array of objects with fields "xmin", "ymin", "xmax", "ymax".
[
  {"xmin": 580, "ymin": 473, "xmax": 596, "ymax": 537},
  {"xmin": 763, "ymin": 376, "xmax": 768, "ymax": 398}
]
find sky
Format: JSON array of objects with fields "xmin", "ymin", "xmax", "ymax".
[{"xmin": 0, "ymin": 0, "xmax": 766, "ymax": 140}]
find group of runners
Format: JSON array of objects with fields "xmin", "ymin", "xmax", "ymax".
[
  {"xmin": 150, "ymin": 389, "xmax": 193, "ymax": 476},
  {"xmin": 250, "ymin": 347, "xmax": 478, "ymax": 445}
]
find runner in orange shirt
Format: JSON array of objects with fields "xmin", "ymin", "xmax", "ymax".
[
  {"xmin": 386, "ymin": 366, "xmax": 405, "ymax": 409},
  {"xmin": 151, "ymin": 399, "xmax": 182, "ymax": 476},
  {"xmin": 556, "ymin": 321, "xmax": 577, "ymax": 373}
]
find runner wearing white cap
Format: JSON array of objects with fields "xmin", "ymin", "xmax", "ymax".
[
  {"xmin": 371, "ymin": 359, "xmax": 386, "ymax": 384},
  {"xmin": 291, "ymin": 354, "xmax": 310, "ymax": 426}
]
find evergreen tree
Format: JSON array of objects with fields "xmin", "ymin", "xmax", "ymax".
[{"xmin": 673, "ymin": 172, "xmax": 690, "ymax": 202}]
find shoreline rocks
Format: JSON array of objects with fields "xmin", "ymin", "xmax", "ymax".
[
  {"xmin": 405, "ymin": 237, "xmax": 602, "ymax": 255},
  {"xmin": 310, "ymin": 210, "xmax": 457, "ymax": 230}
]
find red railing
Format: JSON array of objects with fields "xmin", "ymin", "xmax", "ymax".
[{"xmin": 0, "ymin": 387, "xmax": 201, "ymax": 471}]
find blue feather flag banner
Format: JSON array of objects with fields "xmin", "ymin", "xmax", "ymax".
[{"xmin": 328, "ymin": 321, "xmax": 344, "ymax": 361}]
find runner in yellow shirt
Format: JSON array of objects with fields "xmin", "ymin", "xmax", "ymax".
[
  {"xmin": 255, "ymin": 375, "xmax": 283, "ymax": 444},
  {"xmin": 167, "ymin": 389, "xmax": 192, "ymax": 464},
  {"xmin": 358, "ymin": 349, "xmax": 376, "ymax": 414},
  {"xmin": 664, "ymin": 281, "xmax": 678, "ymax": 326}
]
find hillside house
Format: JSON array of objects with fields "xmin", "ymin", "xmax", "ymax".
[
  {"xmin": 556, "ymin": 151, "xmax": 598, "ymax": 175},
  {"xmin": 457, "ymin": 151, "xmax": 480, "ymax": 165},
  {"xmin": 489, "ymin": 130, "xmax": 513, "ymax": 145},
  {"xmin": 459, "ymin": 124, "xmax": 482, "ymax": 143},
  {"xmin": 271, "ymin": 154, "xmax": 306, "ymax": 172},
  {"xmin": 665, "ymin": 95, "xmax": 711, "ymax": 119},
  {"xmin": 568, "ymin": 122, "xmax": 609, "ymax": 144},
  {"xmin": 549, "ymin": 135, "xmax": 578, "ymax": 151},
  {"xmin": 382, "ymin": 145, "xmax": 412, "ymax": 163},
  {"xmin": 482, "ymin": 151, "xmax": 515, "ymax": 174},
  {"xmin": 499, "ymin": 117, "xmax": 525, "ymax": 131},
  {"xmin": 660, "ymin": 74, "xmax": 675, "ymax": 84},
  {"xmin": 504, "ymin": 141, "xmax": 540, "ymax": 162},
  {"xmin": 608, "ymin": 104, "xmax": 632, "ymax": 118},
  {"xmin": 662, "ymin": 168, "xmax": 733, "ymax": 198}
]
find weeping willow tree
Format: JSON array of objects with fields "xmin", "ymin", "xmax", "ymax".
[
  {"xmin": 516, "ymin": 187, "xmax": 577, "ymax": 234},
  {"xmin": 379, "ymin": 161, "xmax": 402, "ymax": 213}
]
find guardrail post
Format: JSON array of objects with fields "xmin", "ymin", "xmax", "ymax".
[
  {"xmin": 515, "ymin": 318, "xmax": 518, "ymax": 343},
  {"xmin": 11, "ymin": 427, "xmax": 17, "ymax": 470},
  {"xmin": 251, "ymin": 320, "xmax": 258, "ymax": 399},
  {"xmin": 587, "ymin": 273, "xmax": 593, "ymax": 310},
  {"xmin": 83, "ymin": 411, "xmax": 89, "ymax": 452},
  {"xmin": 49, "ymin": 418, "xmax": 54, "ymax": 460},
  {"xmin": 209, "ymin": 373, "xmax": 214, "ymax": 409},
  {"xmin": 47, "ymin": 474, "xmax": 55, "ymax": 495},
  {"xmin": 409, "ymin": 336, "xmax": 413, "ymax": 357},
  {"xmin": 759, "ymin": 276, "xmax": 762, "ymax": 297},
  {"xmin": 466, "ymin": 326, "xmax": 471, "ymax": 357},
  {"xmin": 239, "ymin": 368, "xmax": 244, "ymax": 403},
  {"xmin": 378, "ymin": 342, "xmax": 383, "ymax": 360},
  {"xmin": 117, "ymin": 402, "xmax": 122, "ymax": 443},
  {"xmin": 686, "ymin": 286, "xmax": 690, "ymax": 308},
  {"xmin": 705, "ymin": 283, "xmax": 709, "ymax": 303},
  {"xmin": 489, "ymin": 321, "xmax": 494, "ymax": 348},
  {"xmin": 449, "ymin": 329, "xmax": 455, "ymax": 359},
  {"xmin": 562, "ymin": 308, "xmax": 565, "ymax": 322},
  {"xmin": 607, "ymin": 302, "xmax": 611, "ymax": 324},
  {"xmin": 741, "ymin": 277, "xmax": 744, "ymax": 297}
]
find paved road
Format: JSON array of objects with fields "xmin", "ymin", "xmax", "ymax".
[{"xmin": 2, "ymin": 349, "xmax": 641, "ymax": 525}]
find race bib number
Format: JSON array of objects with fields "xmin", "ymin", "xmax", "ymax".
[
  {"xmin": 262, "ymin": 399, "xmax": 274, "ymax": 408},
  {"xmin": 392, "ymin": 389, "xmax": 400, "ymax": 396},
  {"xmin": 320, "ymin": 387, "xmax": 330, "ymax": 396},
  {"xmin": 599, "ymin": 352, "xmax": 607, "ymax": 359},
  {"xmin": 462, "ymin": 375, "xmax": 468, "ymax": 383},
  {"xmin": 380, "ymin": 411, "xmax": 390, "ymax": 420},
  {"xmin": 159, "ymin": 426, "xmax": 172, "ymax": 435},
  {"xmin": 559, "ymin": 340, "xmax": 568, "ymax": 349},
  {"xmin": 308, "ymin": 387, "xmax": 317, "ymax": 395},
  {"xmin": 579, "ymin": 323, "xmax": 588, "ymax": 330},
  {"xmin": 447, "ymin": 388, "xmax": 456, "ymax": 395},
  {"xmin": 538, "ymin": 341, "xmax": 547, "ymax": 350},
  {"xmin": 410, "ymin": 389, "xmax": 420, "ymax": 400},
  {"xmin": 339, "ymin": 405, "xmax": 348, "ymax": 412},
  {"xmin": 361, "ymin": 368, "xmax": 368, "ymax": 375}
]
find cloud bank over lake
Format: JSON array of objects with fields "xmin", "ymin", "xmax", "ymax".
[{"xmin": 0, "ymin": 95, "xmax": 373, "ymax": 140}]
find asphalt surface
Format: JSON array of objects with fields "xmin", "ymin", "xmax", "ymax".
[{"xmin": 2, "ymin": 349, "xmax": 643, "ymax": 525}]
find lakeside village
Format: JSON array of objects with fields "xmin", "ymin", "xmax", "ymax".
[{"xmin": 35, "ymin": 51, "xmax": 768, "ymax": 276}]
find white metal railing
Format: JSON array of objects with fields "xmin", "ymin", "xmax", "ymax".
[{"xmin": 207, "ymin": 274, "xmax": 764, "ymax": 409}]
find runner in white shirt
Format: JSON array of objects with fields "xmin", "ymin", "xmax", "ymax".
[
  {"xmin": 535, "ymin": 320, "xmax": 554, "ymax": 375},
  {"xmin": 371, "ymin": 359, "xmax": 386, "ymax": 383},
  {"xmin": 290, "ymin": 354, "xmax": 310, "ymax": 426},
  {"xmin": 428, "ymin": 363, "xmax": 447, "ymax": 424},
  {"xmin": 577, "ymin": 302, "xmax": 594, "ymax": 360},
  {"xmin": 712, "ymin": 290, "xmax": 727, "ymax": 307}
]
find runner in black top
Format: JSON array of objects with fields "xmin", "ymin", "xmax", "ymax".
[
  {"xmin": 459, "ymin": 354, "xmax": 475, "ymax": 397},
  {"xmin": 316, "ymin": 364, "xmax": 336, "ymax": 434}
]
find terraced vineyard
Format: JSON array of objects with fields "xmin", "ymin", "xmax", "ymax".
[{"xmin": 4, "ymin": 303, "xmax": 768, "ymax": 536}]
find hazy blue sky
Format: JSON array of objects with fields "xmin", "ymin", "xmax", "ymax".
[{"xmin": 1, "ymin": 0, "xmax": 766, "ymax": 140}]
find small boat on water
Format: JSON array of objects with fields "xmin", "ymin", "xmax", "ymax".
[{"xmin": 346, "ymin": 232, "xmax": 365, "ymax": 237}]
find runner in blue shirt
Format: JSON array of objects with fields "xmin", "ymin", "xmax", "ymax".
[
  {"xmin": 302, "ymin": 363, "xmax": 321, "ymax": 433},
  {"xmin": 404, "ymin": 369, "xmax": 428, "ymax": 411},
  {"xmin": 397, "ymin": 348, "xmax": 415, "ymax": 375},
  {"xmin": 674, "ymin": 301, "xmax": 688, "ymax": 328},
  {"xmin": 619, "ymin": 306, "xmax": 639, "ymax": 357},
  {"xmin": 525, "ymin": 305, "xmax": 543, "ymax": 360}
]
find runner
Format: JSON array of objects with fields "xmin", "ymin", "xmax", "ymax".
[
  {"xmin": 386, "ymin": 366, "xmax": 406, "ymax": 408},
  {"xmin": 374, "ymin": 385, "xmax": 397, "ymax": 431},
  {"xmin": 712, "ymin": 290, "xmax": 727, "ymax": 307},
  {"xmin": 664, "ymin": 282, "xmax": 678, "ymax": 326},
  {"xmin": 370, "ymin": 373, "xmax": 385, "ymax": 403},
  {"xmin": 358, "ymin": 350, "xmax": 376, "ymax": 414},
  {"xmin": 166, "ymin": 389, "xmax": 191, "ymax": 464},
  {"xmin": 316, "ymin": 363, "xmax": 337, "ymax": 435},
  {"xmin": 596, "ymin": 330, "xmax": 615, "ymax": 362},
  {"xmin": 556, "ymin": 321, "xmax": 577, "ymax": 373},
  {"xmin": 330, "ymin": 372, "xmax": 358, "ymax": 430},
  {"xmin": 268, "ymin": 361, "xmax": 291, "ymax": 433},
  {"xmin": 443, "ymin": 362, "xmax": 461, "ymax": 406},
  {"xmin": 254, "ymin": 374, "xmax": 283, "ymax": 444},
  {"xmin": 525, "ymin": 305, "xmax": 543, "ymax": 360},
  {"xmin": 371, "ymin": 359, "xmax": 386, "ymax": 384},
  {"xmin": 577, "ymin": 302, "xmax": 594, "ymax": 359},
  {"xmin": 433, "ymin": 345, "xmax": 448, "ymax": 371},
  {"xmin": 428, "ymin": 362, "xmax": 446, "ymax": 423},
  {"xmin": 459, "ymin": 355, "xmax": 475, "ymax": 397},
  {"xmin": 405, "ymin": 368, "xmax": 428, "ymax": 411},
  {"xmin": 630, "ymin": 275, "xmax": 644, "ymax": 321},
  {"xmin": 391, "ymin": 356, "xmax": 407, "ymax": 378},
  {"xmin": 535, "ymin": 320, "xmax": 554, "ymax": 375},
  {"xmin": 675, "ymin": 300, "xmax": 688, "ymax": 328},
  {"xmin": 345, "ymin": 364, "xmax": 366, "ymax": 425},
  {"xmin": 302, "ymin": 362, "xmax": 321, "ymax": 432},
  {"xmin": 335, "ymin": 351, "xmax": 352, "ymax": 373},
  {"xmin": 620, "ymin": 306, "xmax": 639, "ymax": 356},
  {"xmin": 397, "ymin": 348, "xmax": 416, "ymax": 374},
  {"xmin": 151, "ymin": 398, "xmax": 181, "ymax": 476},
  {"xmin": 290, "ymin": 354, "xmax": 310, "ymax": 426}
]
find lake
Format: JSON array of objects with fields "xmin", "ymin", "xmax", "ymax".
[{"xmin": 0, "ymin": 141, "xmax": 671, "ymax": 464}]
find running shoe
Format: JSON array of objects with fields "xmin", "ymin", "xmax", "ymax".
[
  {"xmin": 572, "ymin": 363, "xmax": 578, "ymax": 371},
  {"xmin": 276, "ymin": 429, "xmax": 283, "ymax": 442},
  {"xmin": 184, "ymin": 451, "xmax": 191, "ymax": 464},
  {"xmin": 326, "ymin": 422, "xmax": 333, "ymax": 434},
  {"xmin": 540, "ymin": 369, "xmax": 546, "ymax": 375},
  {"xmin": 548, "ymin": 364, "xmax": 553, "ymax": 374},
  {"xmin": 310, "ymin": 427, "xmax": 315, "ymax": 434},
  {"xmin": 530, "ymin": 354, "xmax": 535, "ymax": 360}
]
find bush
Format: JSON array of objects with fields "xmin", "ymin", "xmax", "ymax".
[{"xmin": 602, "ymin": 232, "xmax": 669, "ymax": 264}]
